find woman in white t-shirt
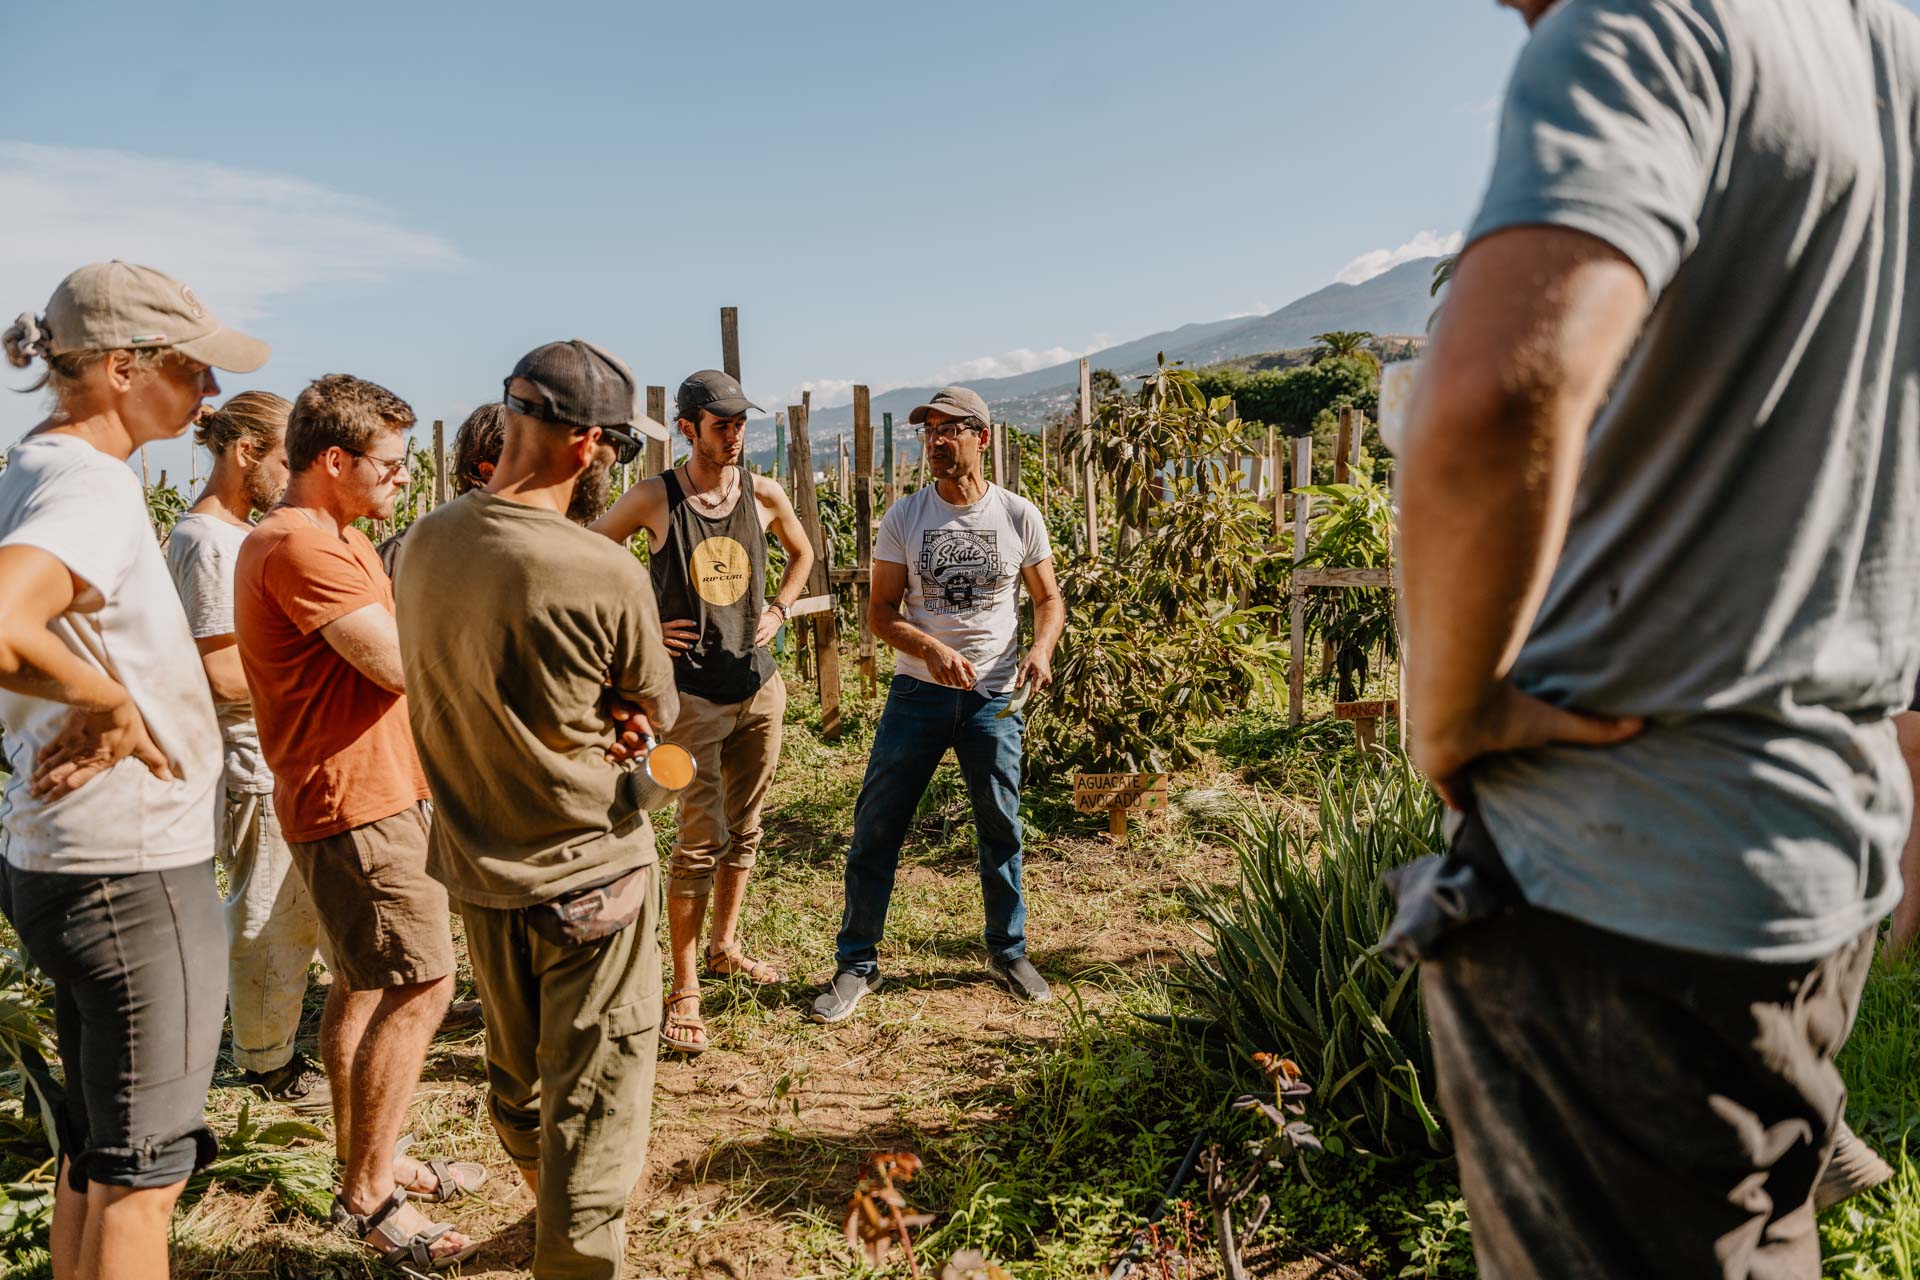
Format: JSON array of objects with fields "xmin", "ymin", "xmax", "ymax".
[{"xmin": 0, "ymin": 261, "xmax": 267, "ymax": 1280}]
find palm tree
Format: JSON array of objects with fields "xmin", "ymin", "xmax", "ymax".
[{"xmin": 1310, "ymin": 330, "xmax": 1379, "ymax": 372}]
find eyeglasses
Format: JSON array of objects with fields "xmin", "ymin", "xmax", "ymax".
[
  {"xmin": 503, "ymin": 392, "xmax": 643, "ymax": 466},
  {"xmin": 339, "ymin": 445, "xmax": 410, "ymax": 482},
  {"xmin": 917, "ymin": 423, "xmax": 982, "ymax": 443}
]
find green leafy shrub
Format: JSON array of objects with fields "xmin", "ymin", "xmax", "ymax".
[
  {"xmin": 1179, "ymin": 758, "xmax": 1448, "ymax": 1161},
  {"xmin": 1032, "ymin": 371, "xmax": 1288, "ymax": 774},
  {"xmin": 1297, "ymin": 477, "xmax": 1398, "ymax": 702}
]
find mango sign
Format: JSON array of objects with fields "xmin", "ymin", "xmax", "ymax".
[{"xmin": 1073, "ymin": 773, "xmax": 1169, "ymax": 813}]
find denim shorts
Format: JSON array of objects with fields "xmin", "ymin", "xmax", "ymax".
[{"xmin": 0, "ymin": 859, "xmax": 225, "ymax": 1190}]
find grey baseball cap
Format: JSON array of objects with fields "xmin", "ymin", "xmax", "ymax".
[
  {"xmin": 504, "ymin": 339, "xmax": 668, "ymax": 441},
  {"xmin": 908, "ymin": 385, "xmax": 990, "ymax": 429},
  {"xmin": 676, "ymin": 369, "xmax": 761, "ymax": 422}
]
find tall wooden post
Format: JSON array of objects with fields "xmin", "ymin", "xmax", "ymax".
[
  {"xmin": 720, "ymin": 306, "xmax": 741, "ymax": 382},
  {"xmin": 1288, "ymin": 434, "xmax": 1312, "ymax": 725},
  {"xmin": 853, "ymin": 386, "xmax": 877, "ymax": 696},
  {"xmin": 837, "ymin": 434, "xmax": 850, "ymax": 501},
  {"xmin": 1006, "ymin": 430, "xmax": 1023, "ymax": 497},
  {"xmin": 645, "ymin": 387, "xmax": 668, "ymax": 478},
  {"xmin": 774, "ymin": 411, "xmax": 785, "ymax": 480},
  {"xmin": 1335, "ymin": 407, "xmax": 1354, "ymax": 485},
  {"xmin": 431, "ymin": 419, "xmax": 447, "ymax": 507},
  {"xmin": 1039, "ymin": 419, "xmax": 1048, "ymax": 498},
  {"xmin": 882, "ymin": 412, "xmax": 895, "ymax": 504},
  {"xmin": 1349, "ymin": 409, "xmax": 1367, "ymax": 478},
  {"xmin": 789, "ymin": 397, "xmax": 842, "ymax": 739},
  {"xmin": 1079, "ymin": 359, "xmax": 1098, "ymax": 560},
  {"xmin": 1269, "ymin": 426, "xmax": 1283, "ymax": 537}
]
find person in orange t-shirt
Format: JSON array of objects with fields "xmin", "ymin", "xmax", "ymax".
[{"xmin": 235, "ymin": 374, "xmax": 483, "ymax": 1272}]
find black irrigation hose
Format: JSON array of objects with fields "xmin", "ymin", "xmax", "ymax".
[{"xmin": 1107, "ymin": 1129, "xmax": 1209, "ymax": 1280}]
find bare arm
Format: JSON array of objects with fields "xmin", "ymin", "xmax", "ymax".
[
  {"xmin": 320, "ymin": 603, "xmax": 407, "ymax": 695},
  {"xmin": 194, "ymin": 634, "xmax": 251, "ymax": 703},
  {"xmin": 1014, "ymin": 557, "xmax": 1065, "ymax": 692},
  {"xmin": 0, "ymin": 545, "xmax": 172, "ymax": 796},
  {"xmin": 754, "ymin": 475, "xmax": 815, "ymax": 646},
  {"xmin": 869, "ymin": 559, "xmax": 977, "ymax": 688},
  {"xmin": 1399, "ymin": 226, "xmax": 1649, "ymax": 806},
  {"xmin": 591, "ymin": 475, "xmax": 670, "ymax": 552}
]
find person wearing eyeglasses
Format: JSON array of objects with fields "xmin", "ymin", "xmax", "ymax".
[
  {"xmin": 235, "ymin": 374, "xmax": 485, "ymax": 1272},
  {"xmin": 397, "ymin": 341, "xmax": 680, "ymax": 1278},
  {"xmin": 590, "ymin": 368, "xmax": 813, "ymax": 1057},
  {"xmin": 811, "ymin": 385, "xmax": 1065, "ymax": 1024}
]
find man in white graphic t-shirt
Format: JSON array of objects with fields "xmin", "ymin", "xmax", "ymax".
[{"xmin": 812, "ymin": 385, "xmax": 1065, "ymax": 1024}]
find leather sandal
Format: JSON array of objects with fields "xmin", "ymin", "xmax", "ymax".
[
  {"xmin": 395, "ymin": 1133, "xmax": 488, "ymax": 1203},
  {"xmin": 333, "ymin": 1186, "xmax": 479, "ymax": 1273},
  {"xmin": 662, "ymin": 986, "xmax": 707, "ymax": 1054},
  {"xmin": 705, "ymin": 941, "xmax": 785, "ymax": 985}
]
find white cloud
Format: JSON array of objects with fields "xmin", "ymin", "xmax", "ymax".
[
  {"xmin": 933, "ymin": 344, "xmax": 1090, "ymax": 384},
  {"xmin": 763, "ymin": 335, "xmax": 1113, "ymax": 421},
  {"xmin": 1334, "ymin": 230, "xmax": 1463, "ymax": 287},
  {"xmin": 0, "ymin": 140, "xmax": 465, "ymax": 325}
]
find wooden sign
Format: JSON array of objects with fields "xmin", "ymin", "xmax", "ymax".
[{"xmin": 1074, "ymin": 772, "xmax": 1169, "ymax": 841}]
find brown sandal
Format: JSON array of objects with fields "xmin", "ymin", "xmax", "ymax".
[
  {"xmin": 662, "ymin": 986, "xmax": 707, "ymax": 1054},
  {"xmin": 705, "ymin": 941, "xmax": 785, "ymax": 985}
]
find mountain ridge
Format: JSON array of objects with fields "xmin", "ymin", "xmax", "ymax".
[{"xmin": 794, "ymin": 256, "xmax": 1440, "ymax": 437}]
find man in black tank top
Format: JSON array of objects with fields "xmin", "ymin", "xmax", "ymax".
[{"xmin": 592, "ymin": 370, "xmax": 814, "ymax": 1054}]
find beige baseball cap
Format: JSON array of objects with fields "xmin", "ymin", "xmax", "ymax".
[{"xmin": 42, "ymin": 261, "xmax": 269, "ymax": 373}]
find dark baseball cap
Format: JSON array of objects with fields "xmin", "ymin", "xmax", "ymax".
[
  {"xmin": 676, "ymin": 369, "xmax": 762, "ymax": 423},
  {"xmin": 504, "ymin": 339, "xmax": 668, "ymax": 441},
  {"xmin": 908, "ymin": 385, "xmax": 990, "ymax": 429}
]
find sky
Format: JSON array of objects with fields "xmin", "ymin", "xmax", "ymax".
[{"xmin": 4, "ymin": 1, "xmax": 1538, "ymax": 480}]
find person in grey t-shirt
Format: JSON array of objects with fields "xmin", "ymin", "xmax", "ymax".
[
  {"xmin": 1394, "ymin": 0, "xmax": 1920, "ymax": 1274},
  {"xmin": 811, "ymin": 386, "xmax": 1066, "ymax": 1023}
]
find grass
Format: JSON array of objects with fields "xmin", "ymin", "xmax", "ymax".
[{"xmin": 0, "ymin": 679, "xmax": 1916, "ymax": 1276}]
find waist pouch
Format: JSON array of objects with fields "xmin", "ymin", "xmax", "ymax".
[{"xmin": 526, "ymin": 866, "xmax": 648, "ymax": 946}]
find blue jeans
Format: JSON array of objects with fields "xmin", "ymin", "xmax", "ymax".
[{"xmin": 835, "ymin": 675, "xmax": 1027, "ymax": 976}]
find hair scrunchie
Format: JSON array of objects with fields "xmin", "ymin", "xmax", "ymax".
[{"xmin": 3, "ymin": 312, "xmax": 52, "ymax": 368}]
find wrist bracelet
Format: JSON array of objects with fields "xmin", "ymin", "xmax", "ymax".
[{"xmin": 771, "ymin": 600, "xmax": 789, "ymax": 620}]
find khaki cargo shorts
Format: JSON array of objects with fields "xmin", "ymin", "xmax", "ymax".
[{"xmin": 288, "ymin": 803, "xmax": 454, "ymax": 990}]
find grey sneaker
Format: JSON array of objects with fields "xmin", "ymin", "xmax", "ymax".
[
  {"xmin": 1816, "ymin": 1120, "xmax": 1894, "ymax": 1212},
  {"xmin": 987, "ymin": 956, "xmax": 1051, "ymax": 1003},
  {"xmin": 810, "ymin": 969, "xmax": 882, "ymax": 1024}
]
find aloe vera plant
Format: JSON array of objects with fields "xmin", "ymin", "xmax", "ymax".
[{"xmin": 1180, "ymin": 758, "xmax": 1449, "ymax": 1161}]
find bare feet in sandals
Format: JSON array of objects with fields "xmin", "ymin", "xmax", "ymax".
[
  {"xmin": 663, "ymin": 986, "xmax": 708, "ymax": 1055},
  {"xmin": 336, "ymin": 1187, "xmax": 478, "ymax": 1273},
  {"xmin": 393, "ymin": 1134, "xmax": 487, "ymax": 1203},
  {"xmin": 705, "ymin": 941, "xmax": 784, "ymax": 985}
]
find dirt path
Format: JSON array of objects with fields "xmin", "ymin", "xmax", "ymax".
[{"xmin": 174, "ymin": 716, "xmax": 1278, "ymax": 1279}]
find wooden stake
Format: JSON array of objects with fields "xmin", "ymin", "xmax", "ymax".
[
  {"xmin": 720, "ymin": 306, "xmax": 741, "ymax": 382},
  {"xmin": 882, "ymin": 412, "xmax": 895, "ymax": 504},
  {"xmin": 1335, "ymin": 408, "xmax": 1354, "ymax": 485},
  {"xmin": 1109, "ymin": 806, "xmax": 1128, "ymax": 843},
  {"xmin": 1080, "ymin": 359, "xmax": 1098, "ymax": 560},
  {"xmin": 1269, "ymin": 426, "xmax": 1283, "ymax": 538},
  {"xmin": 645, "ymin": 387, "xmax": 668, "ymax": 477},
  {"xmin": 1006, "ymin": 430, "xmax": 1023, "ymax": 497},
  {"xmin": 853, "ymin": 386, "xmax": 877, "ymax": 697},
  {"xmin": 774, "ymin": 411, "xmax": 785, "ymax": 480},
  {"xmin": 432, "ymin": 419, "xmax": 447, "ymax": 508},
  {"xmin": 789, "ymin": 396, "xmax": 842, "ymax": 739},
  {"xmin": 1288, "ymin": 434, "xmax": 1312, "ymax": 726}
]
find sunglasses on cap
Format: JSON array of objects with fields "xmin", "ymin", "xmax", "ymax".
[{"xmin": 503, "ymin": 391, "xmax": 643, "ymax": 466}]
